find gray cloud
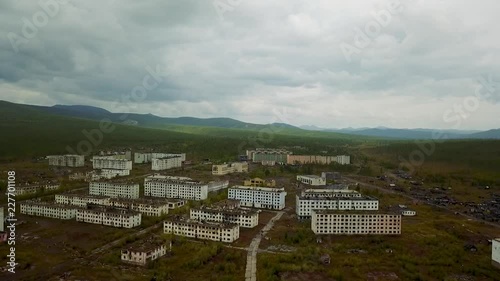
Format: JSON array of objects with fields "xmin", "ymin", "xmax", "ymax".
[{"xmin": 1, "ymin": 0, "xmax": 499, "ymax": 129}]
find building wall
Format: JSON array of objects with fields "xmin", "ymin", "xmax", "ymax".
[
  {"xmin": 296, "ymin": 195, "xmax": 379, "ymax": 217},
  {"xmin": 144, "ymin": 177, "xmax": 208, "ymax": 200},
  {"xmin": 164, "ymin": 221, "xmax": 239, "ymax": 243},
  {"xmin": 151, "ymin": 157, "xmax": 182, "ymax": 171},
  {"xmin": 228, "ymin": 186, "xmax": 286, "ymax": 210},
  {"xmin": 108, "ymin": 200, "xmax": 169, "ymax": 217},
  {"xmin": 55, "ymin": 194, "xmax": 111, "ymax": 207},
  {"xmin": 20, "ymin": 203, "xmax": 77, "ymax": 220},
  {"xmin": 212, "ymin": 162, "xmax": 248, "ymax": 175},
  {"xmin": 287, "ymin": 155, "xmax": 350, "ymax": 165},
  {"xmin": 297, "ymin": 175, "xmax": 326, "ymax": 186},
  {"xmin": 190, "ymin": 208, "xmax": 258, "ymax": 228},
  {"xmin": 48, "ymin": 155, "xmax": 85, "ymax": 167},
  {"xmin": 89, "ymin": 182, "xmax": 140, "ymax": 199},
  {"xmin": 121, "ymin": 245, "xmax": 167, "ymax": 266},
  {"xmin": 92, "ymin": 157, "xmax": 132, "ymax": 170},
  {"xmin": 311, "ymin": 211, "xmax": 401, "ymax": 235},
  {"xmin": 492, "ymin": 239, "xmax": 500, "ymax": 269},
  {"xmin": 76, "ymin": 209, "xmax": 141, "ymax": 228}
]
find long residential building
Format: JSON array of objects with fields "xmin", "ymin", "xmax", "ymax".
[
  {"xmin": 20, "ymin": 202, "xmax": 77, "ymax": 220},
  {"xmin": 311, "ymin": 210, "xmax": 401, "ymax": 235},
  {"xmin": 208, "ymin": 180, "xmax": 230, "ymax": 192},
  {"xmin": 92, "ymin": 156, "xmax": 133, "ymax": 170},
  {"xmin": 55, "ymin": 194, "xmax": 111, "ymax": 207},
  {"xmin": 212, "ymin": 162, "xmax": 248, "ymax": 175},
  {"xmin": 151, "ymin": 156, "xmax": 182, "ymax": 171},
  {"xmin": 47, "ymin": 154, "xmax": 85, "ymax": 167},
  {"xmin": 134, "ymin": 152, "xmax": 186, "ymax": 164},
  {"xmin": 228, "ymin": 186, "xmax": 287, "ymax": 210},
  {"xmin": 12, "ymin": 183, "xmax": 60, "ymax": 196},
  {"xmin": 297, "ymin": 175, "xmax": 326, "ymax": 186},
  {"xmin": 164, "ymin": 217, "xmax": 239, "ymax": 243},
  {"xmin": 144, "ymin": 175, "xmax": 208, "ymax": 200},
  {"xmin": 108, "ymin": 198, "xmax": 169, "ymax": 217},
  {"xmin": 246, "ymin": 148, "xmax": 291, "ymax": 163},
  {"xmin": 76, "ymin": 206, "xmax": 141, "ymax": 228},
  {"xmin": 296, "ymin": 189, "xmax": 379, "ymax": 218},
  {"xmin": 243, "ymin": 178, "xmax": 276, "ymax": 187},
  {"xmin": 121, "ymin": 237, "xmax": 168, "ymax": 266},
  {"xmin": 89, "ymin": 181, "xmax": 140, "ymax": 199},
  {"xmin": 287, "ymin": 155, "xmax": 351, "ymax": 165},
  {"xmin": 190, "ymin": 200, "xmax": 259, "ymax": 228}
]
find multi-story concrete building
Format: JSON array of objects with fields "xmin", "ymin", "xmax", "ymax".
[
  {"xmin": 144, "ymin": 175, "xmax": 208, "ymax": 200},
  {"xmin": 20, "ymin": 202, "xmax": 77, "ymax": 220},
  {"xmin": 296, "ymin": 189, "xmax": 379, "ymax": 218},
  {"xmin": 311, "ymin": 210, "xmax": 401, "ymax": 235},
  {"xmin": 243, "ymin": 178, "xmax": 276, "ymax": 187},
  {"xmin": 134, "ymin": 152, "xmax": 186, "ymax": 164},
  {"xmin": 12, "ymin": 183, "xmax": 60, "ymax": 196},
  {"xmin": 55, "ymin": 194, "xmax": 111, "ymax": 207},
  {"xmin": 164, "ymin": 217, "xmax": 239, "ymax": 243},
  {"xmin": 108, "ymin": 198, "xmax": 169, "ymax": 217},
  {"xmin": 493, "ymin": 238, "xmax": 500, "ymax": 269},
  {"xmin": 47, "ymin": 154, "xmax": 85, "ymax": 167},
  {"xmin": 287, "ymin": 155, "xmax": 351, "ymax": 165},
  {"xmin": 151, "ymin": 156, "xmax": 183, "ymax": 171},
  {"xmin": 228, "ymin": 186, "xmax": 287, "ymax": 210},
  {"xmin": 89, "ymin": 181, "xmax": 140, "ymax": 199},
  {"xmin": 297, "ymin": 175, "xmax": 326, "ymax": 186},
  {"xmin": 121, "ymin": 237, "xmax": 168, "ymax": 266},
  {"xmin": 212, "ymin": 162, "xmax": 248, "ymax": 175},
  {"xmin": 76, "ymin": 205, "xmax": 141, "ymax": 228},
  {"xmin": 246, "ymin": 148, "xmax": 291, "ymax": 163},
  {"xmin": 190, "ymin": 200, "xmax": 259, "ymax": 228},
  {"xmin": 166, "ymin": 199, "xmax": 186, "ymax": 209},
  {"xmin": 92, "ymin": 156, "xmax": 132, "ymax": 170},
  {"xmin": 207, "ymin": 180, "xmax": 229, "ymax": 192}
]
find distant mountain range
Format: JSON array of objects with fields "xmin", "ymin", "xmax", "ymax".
[
  {"xmin": 2, "ymin": 100, "xmax": 499, "ymax": 139},
  {"xmin": 299, "ymin": 126, "xmax": 500, "ymax": 140}
]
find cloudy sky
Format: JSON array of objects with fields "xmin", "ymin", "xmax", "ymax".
[{"xmin": 1, "ymin": 0, "xmax": 499, "ymax": 130}]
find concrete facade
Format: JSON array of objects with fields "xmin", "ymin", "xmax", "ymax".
[
  {"xmin": 76, "ymin": 206, "xmax": 141, "ymax": 228},
  {"xmin": 20, "ymin": 202, "xmax": 77, "ymax": 220},
  {"xmin": 92, "ymin": 156, "xmax": 132, "ymax": 170},
  {"xmin": 228, "ymin": 186, "xmax": 287, "ymax": 210},
  {"xmin": 151, "ymin": 156, "xmax": 182, "ymax": 171},
  {"xmin": 47, "ymin": 155, "xmax": 85, "ymax": 167},
  {"xmin": 144, "ymin": 175, "xmax": 208, "ymax": 200},
  {"xmin": 311, "ymin": 210, "xmax": 401, "ymax": 235},
  {"xmin": 212, "ymin": 162, "xmax": 248, "ymax": 175},
  {"xmin": 164, "ymin": 218, "xmax": 239, "ymax": 243},
  {"xmin": 89, "ymin": 181, "xmax": 140, "ymax": 199},
  {"xmin": 297, "ymin": 175, "xmax": 326, "ymax": 186}
]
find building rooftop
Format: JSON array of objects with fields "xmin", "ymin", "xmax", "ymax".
[
  {"xmin": 194, "ymin": 205, "xmax": 258, "ymax": 216},
  {"xmin": 56, "ymin": 193, "xmax": 110, "ymax": 199},
  {"xmin": 312, "ymin": 209, "xmax": 400, "ymax": 215},
  {"xmin": 81, "ymin": 205, "xmax": 140, "ymax": 216},
  {"xmin": 21, "ymin": 201, "xmax": 78, "ymax": 210},
  {"xmin": 109, "ymin": 197, "xmax": 170, "ymax": 207},
  {"xmin": 298, "ymin": 175, "xmax": 324, "ymax": 179},
  {"xmin": 230, "ymin": 185, "xmax": 286, "ymax": 192},
  {"xmin": 298, "ymin": 194, "xmax": 378, "ymax": 201}
]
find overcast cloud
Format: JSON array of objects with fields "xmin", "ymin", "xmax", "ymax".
[{"xmin": 1, "ymin": 0, "xmax": 499, "ymax": 129}]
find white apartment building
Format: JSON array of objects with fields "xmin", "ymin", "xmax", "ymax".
[
  {"xmin": 108, "ymin": 198, "xmax": 169, "ymax": 217},
  {"xmin": 92, "ymin": 156, "xmax": 132, "ymax": 170},
  {"xmin": 47, "ymin": 154, "xmax": 85, "ymax": 167},
  {"xmin": 190, "ymin": 200, "xmax": 259, "ymax": 228},
  {"xmin": 151, "ymin": 156, "xmax": 182, "ymax": 171},
  {"xmin": 311, "ymin": 210, "xmax": 401, "ymax": 235},
  {"xmin": 20, "ymin": 202, "xmax": 77, "ymax": 220},
  {"xmin": 12, "ymin": 183, "xmax": 60, "ymax": 196},
  {"xmin": 164, "ymin": 218, "xmax": 239, "ymax": 243},
  {"xmin": 76, "ymin": 206, "xmax": 141, "ymax": 228},
  {"xmin": 228, "ymin": 186, "xmax": 287, "ymax": 210},
  {"xmin": 296, "ymin": 189, "xmax": 379, "ymax": 218},
  {"xmin": 335, "ymin": 155, "xmax": 351, "ymax": 165},
  {"xmin": 55, "ymin": 194, "xmax": 111, "ymax": 207},
  {"xmin": 89, "ymin": 181, "xmax": 140, "ymax": 199},
  {"xmin": 134, "ymin": 152, "xmax": 186, "ymax": 164},
  {"xmin": 144, "ymin": 175, "xmax": 208, "ymax": 200},
  {"xmin": 122, "ymin": 239, "xmax": 167, "ymax": 266},
  {"xmin": 212, "ymin": 162, "xmax": 248, "ymax": 175},
  {"xmin": 297, "ymin": 175, "xmax": 326, "ymax": 186},
  {"xmin": 493, "ymin": 238, "xmax": 500, "ymax": 269}
]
